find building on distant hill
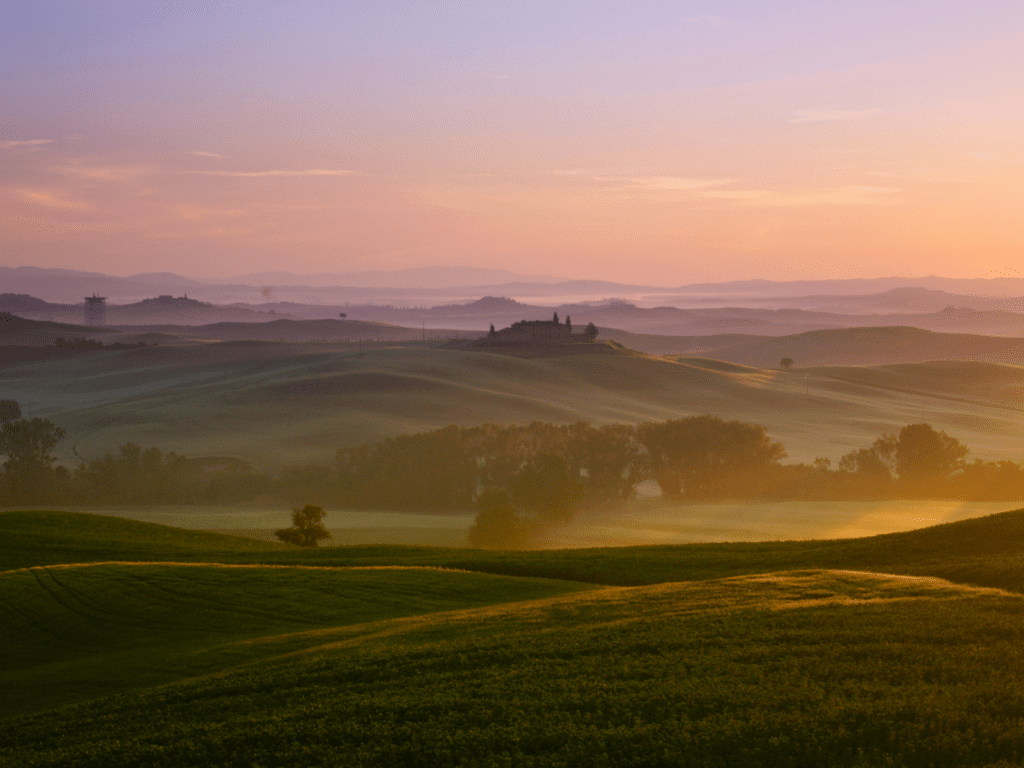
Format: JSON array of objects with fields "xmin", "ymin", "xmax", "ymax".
[
  {"xmin": 480, "ymin": 313, "xmax": 595, "ymax": 345},
  {"xmin": 84, "ymin": 295, "xmax": 106, "ymax": 326},
  {"xmin": 135, "ymin": 294, "xmax": 211, "ymax": 309}
]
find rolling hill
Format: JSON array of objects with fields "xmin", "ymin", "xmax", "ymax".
[
  {"xmin": 6, "ymin": 509, "xmax": 1024, "ymax": 766},
  {"xmin": 603, "ymin": 324, "xmax": 1024, "ymax": 365},
  {"xmin": 3, "ymin": 337, "xmax": 1024, "ymax": 469},
  {"xmin": 0, "ymin": 312, "xmax": 120, "ymax": 345}
]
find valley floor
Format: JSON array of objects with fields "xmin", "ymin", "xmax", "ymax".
[{"xmin": 8, "ymin": 499, "xmax": 1016, "ymax": 548}]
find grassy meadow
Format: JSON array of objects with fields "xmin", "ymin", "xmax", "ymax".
[
  {"xmin": 5, "ymin": 509, "xmax": 1024, "ymax": 765},
  {"xmin": 0, "ymin": 562, "xmax": 590, "ymax": 719},
  {"xmin": 3, "ymin": 342, "xmax": 1024, "ymax": 470}
]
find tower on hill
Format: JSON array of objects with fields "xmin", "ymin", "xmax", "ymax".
[{"xmin": 84, "ymin": 295, "xmax": 106, "ymax": 326}]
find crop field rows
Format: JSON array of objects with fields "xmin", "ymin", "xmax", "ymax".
[{"xmin": 5, "ymin": 509, "xmax": 1024, "ymax": 766}]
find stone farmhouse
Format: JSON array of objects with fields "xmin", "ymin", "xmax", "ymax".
[{"xmin": 483, "ymin": 313, "xmax": 596, "ymax": 345}]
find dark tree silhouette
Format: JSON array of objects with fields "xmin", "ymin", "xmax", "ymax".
[
  {"xmin": 780, "ymin": 358, "xmax": 794, "ymax": 370},
  {"xmin": 637, "ymin": 416, "xmax": 786, "ymax": 499},
  {"xmin": 579, "ymin": 423, "xmax": 644, "ymax": 502},
  {"xmin": 0, "ymin": 418, "xmax": 65, "ymax": 474},
  {"xmin": 275, "ymin": 504, "xmax": 333, "ymax": 547},
  {"xmin": 584, "ymin": 322, "xmax": 598, "ymax": 340},
  {"xmin": 0, "ymin": 418, "xmax": 66, "ymax": 501},
  {"xmin": 894, "ymin": 423, "xmax": 968, "ymax": 493},
  {"xmin": 511, "ymin": 453, "xmax": 583, "ymax": 524},
  {"xmin": 0, "ymin": 400, "xmax": 21, "ymax": 423},
  {"xmin": 468, "ymin": 487, "xmax": 528, "ymax": 549},
  {"xmin": 838, "ymin": 443, "xmax": 896, "ymax": 496}
]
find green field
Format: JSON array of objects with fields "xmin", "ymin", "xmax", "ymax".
[
  {"xmin": 13, "ymin": 499, "xmax": 1015, "ymax": 550},
  {"xmin": 6, "ymin": 509, "xmax": 1024, "ymax": 765},
  {"xmin": 4, "ymin": 342, "xmax": 1024, "ymax": 469},
  {"xmin": 0, "ymin": 562, "xmax": 590, "ymax": 719}
]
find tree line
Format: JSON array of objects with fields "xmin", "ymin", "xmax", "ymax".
[{"xmin": 2, "ymin": 410, "xmax": 1024, "ymax": 512}]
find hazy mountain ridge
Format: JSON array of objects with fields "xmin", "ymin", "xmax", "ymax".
[
  {"xmin": 6, "ymin": 265, "xmax": 1024, "ymax": 336},
  {"xmin": 740, "ymin": 287, "xmax": 1024, "ymax": 314},
  {"xmin": 1, "ymin": 292, "xmax": 288, "ymax": 326},
  {"xmin": 9, "ymin": 287, "xmax": 1024, "ymax": 338},
  {"xmin": 6, "ymin": 265, "xmax": 1024, "ymax": 308},
  {"xmin": 302, "ymin": 298, "xmax": 1024, "ymax": 338},
  {"xmin": 223, "ymin": 266, "xmax": 566, "ymax": 288},
  {"xmin": 665, "ymin": 276, "xmax": 1024, "ymax": 297}
]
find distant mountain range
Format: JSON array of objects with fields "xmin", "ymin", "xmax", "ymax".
[
  {"xmin": 9, "ymin": 287, "xmax": 1024, "ymax": 338},
  {"xmin": 720, "ymin": 287, "xmax": 1024, "ymax": 314},
  {"xmin": 222, "ymin": 266, "xmax": 566, "ymax": 289},
  {"xmin": 661, "ymin": 276, "xmax": 1024, "ymax": 298},
  {"xmin": 4, "ymin": 265, "xmax": 1024, "ymax": 339},
  {"xmin": 5, "ymin": 265, "xmax": 1024, "ymax": 308},
  {"xmin": 257, "ymin": 296, "xmax": 1024, "ymax": 338},
  {"xmin": 0, "ymin": 292, "xmax": 280, "ymax": 326}
]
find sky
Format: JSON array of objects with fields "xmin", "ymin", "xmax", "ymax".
[{"xmin": 2, "ymin": 0, "xmax": 1022, "ymax": 285}]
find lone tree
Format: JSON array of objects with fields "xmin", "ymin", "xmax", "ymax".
[
  {"xmin": 584, "ymin": 322, "xmax": 599, "ymax": 340},
  {"xmin": 275, "ymin": 504, "xmax": 333, "ymax": 547},
  {"xmin": 780, "ymin": 358, "xmax": 794, "ymax": 370}
]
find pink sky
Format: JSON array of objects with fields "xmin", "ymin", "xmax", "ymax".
[{"xmin": 2, "ymin": 1, "xmax": 1022, "ymax": 285}]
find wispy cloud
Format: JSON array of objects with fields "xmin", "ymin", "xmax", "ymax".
[
  {"xmin": 636, "ymin": 177, "xmax": 733, "ymax": 191},
  {"xmin": 55, "ymin": 163, "xmax": 355, "ymax": 182},
  {"xmin": 699, "ymin": 189, "xmax": 772, "ymax": 200},
  {"xmin": 0, "ymin": 139, "xmax": 53, "ymax": 150},
  {"xmin": 56, "ymin": 164, "xmax": 158, "ymax": 182},
  {"xmin": 174, "ymin": 204, "xmax": 245, "ymax": 222},
  {"xmin": 190, "ymin": 150, "xmax": 226, "ymax": 159},
  {"xmin": 744, "ymin": 186, "xmax": 902, "ymax": 207},
  {"xmin": 15, "ymin": 189, "xmax": 91, "ymax": 210},
  {"xmin": 790, "ymin": 108, "xmax": 884, "ymax": 123},
  {"xmin": 183, "ymin": 168, "xmax": 356, "ymax": 177},
  {"xmin": 546, "ymin": 169, "xmax": 903, "ymax": 208},
  {"xmin": 625, "ymin": 179, "xmax": 899, "ymax": 206}
]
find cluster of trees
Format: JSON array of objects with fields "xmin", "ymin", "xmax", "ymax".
[
  {"xmin": 0, "ymin": 431, "xmax": 264, "ymax": 506},
  {"xmin": 3, "ymin": 406, "xmax": 1024, "ymax": 520}
]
